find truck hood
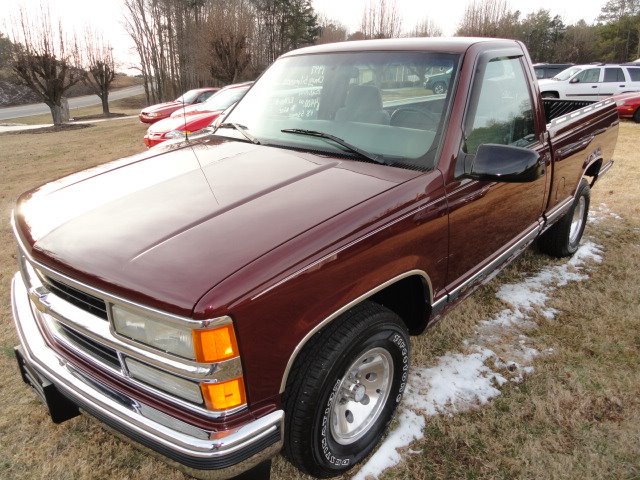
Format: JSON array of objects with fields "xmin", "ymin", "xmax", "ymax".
[{"xmin": 16, "ymin": 140, "xmax": 412, "ymax": 315}]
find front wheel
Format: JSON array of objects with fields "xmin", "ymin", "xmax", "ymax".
[
  {"xmin": 283, "ymin": 302, "xmax": 410, "ymax": 478},
  {"xmin": 432, "ymin": 81, "xmax": 446, "ymax": 94},
  {"xmin": 633, "ymin": 108, "xmax": 640, "ymax": 123},
  {"xmin": 538, "ymin": 179, "xmax": 590, "ymax": 257}
]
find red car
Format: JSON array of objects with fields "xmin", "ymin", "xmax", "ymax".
[
  {"xmin": 613, "ymin": 91, "xmax": 640, "ymax": 122},
  {"xmin": 138, "ymin": 88, "xmax": 219, "ymax": 123},
  {"xmin": 144, "ymin": 82, "xmax": 252, "ymax": 147},
  {"xmin": 170, "ymin": 81, "xmax": 254, "ymax": 119}
]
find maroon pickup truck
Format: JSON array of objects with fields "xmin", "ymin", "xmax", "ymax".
[{"xmin": 10, "ymin": 38, "xmax": 617, "ymax": 479}]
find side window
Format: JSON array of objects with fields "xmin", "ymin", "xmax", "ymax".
[
  {"xmin": 574, "ymin": 68, "xmax": 601, "ymax": 83},
  {"xmin": 464, "ymin": 57, "xmax": 535, "ymax": 155},
  {"xmin": 604, "ymin": 68, "xmax": 625, "ymax": 82},
  {"xmin": 627, "ymin": 67, "xmax": 640, "ymax": 81}
]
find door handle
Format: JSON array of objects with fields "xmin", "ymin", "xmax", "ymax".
[
  {"xmin": 619, "ymin": 84, "xmax": 626, "ymax": 87},
  {"xmin": 591, "ymin": 86, "xmax": 597, "ymax": 88}
]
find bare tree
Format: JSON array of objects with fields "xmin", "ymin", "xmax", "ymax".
[
  {"xmin": 206, "ymin": 0, "xmax": 253, "ymax": 83},
  {"xmin": 317, "ymin": 16, "xmax": 348, "ymax": 44},
  {"xmin": 361, "ymin": 0, "xmax": 402, "ymax": 39},
  {"xmin": 409, "ymin": 17, "xmax": 443, "ymax": 37},
  {"xmin": 455, "ymin": 0, "xmax": 520, "ymax": 38},
  {"xmin": 83, "ymin": 31, "xmax": 116, "ymax": 115},
  {"xmin": 123, "ymin": 0, "xmax": 322, "ymax": 97},
  {"xmin": 10, "ymin": 8, "xmax": 83, "ymax": 125},
  {"xmin": 124, "ymin": 0, "xmax": 167, "ymax": 104}
]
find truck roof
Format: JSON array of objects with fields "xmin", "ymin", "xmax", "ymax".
[{"xmin": 281, "ymin": 37, "xmax": 520, "ymax": 57}]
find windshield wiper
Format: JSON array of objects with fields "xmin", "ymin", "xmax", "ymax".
[
  {"xmin": 281, "ymin": 128, "xmax": 387, "ymax": 165},
  {"xmin": 215, "ymin": 122, "xmax": 260, "ymax": 144}
]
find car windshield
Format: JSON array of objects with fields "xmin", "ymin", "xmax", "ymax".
[
  {"xmin": 222, "ymin": 51, "xmax": 459, "ymax": 171},
  {"xmin": 552, "ymin": 66, "xmax": 582, "ymax": 81},
  {"xmin": 202, "ymin": 87, "xmax": 249, "ymax": 110},
  {"xmin": 175, "ymin": 90, "xmax": 200, "ymax": 103}
]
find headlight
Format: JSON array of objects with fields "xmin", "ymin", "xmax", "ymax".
[
  {"xmin": 112, "ymin": 305, "xmax": 240, "ymax": 362},
  {"xmin": 145, "ymin": 112, "xmax": 159, "ymax": 117},
  {"xmin": 112, "ymin": 305, "xmax": 195, "ymax": 359},
  {"xmin": 616, "ymin": 100, "xmax": 626, "ymax": 106},
  {"xmin": 112, "ymin": 305, "xmax": 246, "ymax": 410},
  {"xmin": 164, "ymin": 129, "xmax": 191, "ymax": 139}
]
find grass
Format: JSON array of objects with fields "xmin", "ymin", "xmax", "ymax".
[{"xmin": 0, "ymin": 120, "xmax": 638, "ymax": 480}]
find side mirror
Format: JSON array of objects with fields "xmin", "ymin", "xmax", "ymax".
[
  {"xmin": 570, "ymin": 77, "xmax": 580, "ymax": 84},
  {"xmin": 464, "ymin": 143, "xmax": 544, "ymax": 183}
]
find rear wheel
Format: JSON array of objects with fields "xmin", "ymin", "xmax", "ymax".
[
  {"xmin": 283, "ymin": 302, "xmax": 409, "ymax": 478},
  {"xmin": 538, "ymin": 179, "xmax": 590, "ymax": 257}
]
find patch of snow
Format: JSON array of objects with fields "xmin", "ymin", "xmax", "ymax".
[
  {"xmin": 588, "ymin": 203, "xmax": 622, "ymax": 224},
  {"xmin": 403, "ymin": 348, "xmax": 505, "ymax": 416},
  {"xmin": 354, "ymin": 241, "xmax": 603, "ymax": 479},
  {"xmin": 351, "ymin": 410, "xmax": 425, "ymax": 480}
]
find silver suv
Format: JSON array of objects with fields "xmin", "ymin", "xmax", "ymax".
[{"xmin": 538, "ymin": 63, "xmax": 640, "ymax": 101}]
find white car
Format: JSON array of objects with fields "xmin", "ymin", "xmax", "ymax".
[{"xmin": 538, "ymin": 64, "xmax": 640, "ymax": 101}]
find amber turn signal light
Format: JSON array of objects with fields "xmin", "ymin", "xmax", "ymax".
[
  {"xmin": 201, "ymin": 377, "xmax": 246, "ymax": 410},
  {"xmin": 192, "ymin": 324, "xmax": 239, "ymax": 363}
]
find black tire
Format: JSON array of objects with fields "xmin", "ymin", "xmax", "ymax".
[
  {"xmin": 541, "ymin": 91, "xmax": 559, "ymax": 99},
  {"xmin": 283, "ymin": 301, "xmax": 410, "ymax": 478},
  {"xmin": 432, "ymin": 82, "xmax": 446, "ymax": 94},
  {"xmin": 633, "ymin": 108, "xmax": 640, "ymax": 123},
  {"xmin": 538, "ymin": 179, "xmax": 590, "ymax": 257}
]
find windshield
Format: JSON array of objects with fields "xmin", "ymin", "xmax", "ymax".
[
  {"xmin": 222, "ymin": 51, "xmax": 459, "ymax": 171},
  {"xmin": 175, "ymin": 90, "xmax": 200, "ymax": 103},
  {"xmin": 203, "ymin": 87, "xmax": 250, "ymax": 110},
  {"xmin": 553, "ymin": 66, "xmax": 582, "ymax": 81}
]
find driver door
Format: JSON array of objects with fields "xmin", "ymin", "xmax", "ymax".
[{"xmin": 445, "ymin": 52, "xmax": 549, "ymax": 298}]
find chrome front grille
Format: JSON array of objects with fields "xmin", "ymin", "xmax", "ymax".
[
  {"xmin": 41, "ymin": 274, "xmax": 108, "ymax": 320},
  {"xmin": 56, "ymin": 323, "xmax": 120, "ymax": 369},
  {"xmin": 15, "ymin": 247, "xmax": 243, "ymax": 418}
]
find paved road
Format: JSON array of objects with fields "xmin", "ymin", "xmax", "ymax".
[{"xmin": 0, "ymin": 85, "xmax": 144, "ymax": 121}]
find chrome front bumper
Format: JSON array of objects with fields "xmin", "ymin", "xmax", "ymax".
[{"xmin": 11, "ymin": 272, "xmax": 283, "ymax": 479}]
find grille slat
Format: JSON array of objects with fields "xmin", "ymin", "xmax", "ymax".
[
  {"xmin": 57, "ymin": 323, "xmax": 121, "ymax": 370},
  {"xmin": 43, "ymin": 275, "xmax": 108, "ymax": 320}
]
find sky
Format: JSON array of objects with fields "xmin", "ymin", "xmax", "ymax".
[{"xmin": 0, "ymin": 0, "xmax": 607, "ymax": 71}]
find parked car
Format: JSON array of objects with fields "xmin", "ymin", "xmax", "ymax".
[
  {"xmin": 138, "ymin": 87, "xmax": 219, "ymax": 123},
  {"xmin": 170, "ymin": 81, "xmax": 254, "ymax": 118},
  {"xmin": 532, "ymin": 63, "xmax": 574, "ymax": 79},
  {"xmin": 423, "ymin": 67, "xmax": 453, "ymax": 94},
  {"xmin": 143, "ymin": 83, "xmax": 252, "ymax": 147},
  {"xmin": 538, "ymin": 63, "xmax": 640, "ymax": 100},
  {"xmin": 11, "ymin": 38, "xmax": 618, "ymax": 480},
  {"xmin": 613, "ymin": 91, "xmax": 640, "ymax": 122}
]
